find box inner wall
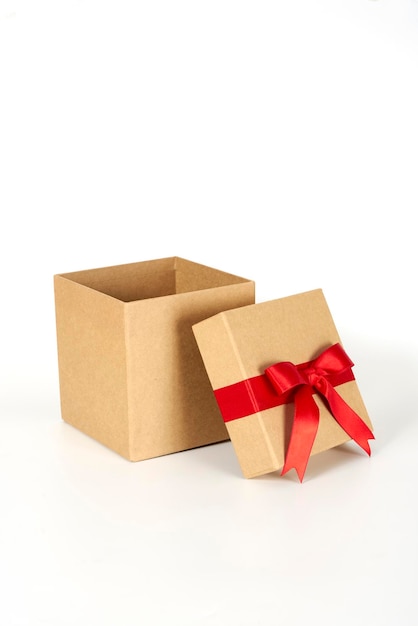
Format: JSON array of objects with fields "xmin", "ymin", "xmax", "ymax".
[{"xmin": 61, "ymin": 258, "xmax": 247, "ymax": 302}]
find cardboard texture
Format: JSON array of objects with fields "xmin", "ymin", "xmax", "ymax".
[
  {"xmin": 54, "ymin": 257, "xmax": 255, "ymax": 461},
  {"xmin": 192, "ymin": 289, "xmax": 373, "ymax": 479}
]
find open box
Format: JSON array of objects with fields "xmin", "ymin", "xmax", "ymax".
[{"xmin": 54, "ymin": 257, "xmax": 255, "ymax": 461}]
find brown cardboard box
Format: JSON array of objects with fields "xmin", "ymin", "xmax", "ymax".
[
  {"xmin": 54, "ymin": 257, "xmax": 255, "ymax": 461},
  {"xmin": 192, "ymin": 289, "xmax": 374, "ymax": 480}
]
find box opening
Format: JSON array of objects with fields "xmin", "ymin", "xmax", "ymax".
[{"xmin": 58, "ymin": 257, "xmax": 248, "ymax": 303}]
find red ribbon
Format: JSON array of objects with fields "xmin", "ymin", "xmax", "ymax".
[{"xmin": 214, "ymin": 343, "xmax": 374, "ymax": 481}]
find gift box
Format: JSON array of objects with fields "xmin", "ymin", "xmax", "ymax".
[
  {"xmin": 54, "ymin": 257, "xmax": 255, "ymax": 461},
  {"xmin": 192, "ymin": 289, "xmax": 374, "ymax": 481}
]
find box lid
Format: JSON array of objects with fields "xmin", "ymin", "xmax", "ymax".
[{"xmin": 192, "ymin": 289, "xmax": 374, "ymax": 481}]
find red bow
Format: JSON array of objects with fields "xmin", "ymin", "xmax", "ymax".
[{"xmin": 265, "ymin": 343, "xmax": 374, "ymax": 481}]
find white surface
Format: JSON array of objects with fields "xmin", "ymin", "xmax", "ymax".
[{"xmin": 1, "ymin": 1, "xmax": 418, "ymax": 625}]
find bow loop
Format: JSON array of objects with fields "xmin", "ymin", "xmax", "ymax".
[
  {"xmin": 310, "ymin": 343, "xmax": 354, "ymax": 376},
  {"xmin": 265, "ymin": 361, "xmax": 307, "ymax": 395}
]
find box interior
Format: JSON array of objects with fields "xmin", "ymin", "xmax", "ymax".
[{"xmin": 59, "ymin": 257, "xmax": 249, "ymax": 302}]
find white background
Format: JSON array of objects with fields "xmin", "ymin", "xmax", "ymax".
[{"xmin": 1, "ymin": 1, "xmax": 418, "ymax": 625}]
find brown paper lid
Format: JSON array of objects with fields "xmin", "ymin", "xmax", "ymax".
[{"xmin": 192, "ymin": 289, "xmax": 372, "ymax": 479}]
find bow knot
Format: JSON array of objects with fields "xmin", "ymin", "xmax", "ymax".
[{"xmin": 303, "ymin": 367, "xmax": 325, "ymax": 386}]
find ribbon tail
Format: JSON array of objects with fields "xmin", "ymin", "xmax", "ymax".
[
  {"xmin": 281, "ymin": 386, "xmax": 319, "ymax": 482},
  {"xmin": 321, "ymin": 380, "xmax": 375, "ymax": 455}
]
